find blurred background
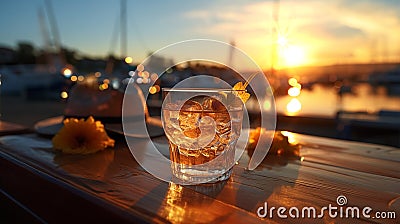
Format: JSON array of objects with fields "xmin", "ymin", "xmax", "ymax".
[{"xmin": 0, "ymin": 0, "xmax": 399, "ymax": 146}]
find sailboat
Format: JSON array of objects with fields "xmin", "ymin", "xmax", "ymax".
[{"xmin": 0, "ymin": 0, "xmax": 69, "ymax": 99}]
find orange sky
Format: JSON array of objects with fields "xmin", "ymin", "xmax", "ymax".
[{"xmin": 184, "ymin": 0, "xmax": 400, "ymax": 69}]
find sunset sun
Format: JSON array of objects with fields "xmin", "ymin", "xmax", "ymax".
[
  {"xmin": 276, "ymin": 33, "xmax": 307, "ymax": 67},
  {"xmin": 283, "ymin": 46, "xmax": 306, "ymax": 67}
]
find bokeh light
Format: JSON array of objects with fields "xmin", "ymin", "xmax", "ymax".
[
  {"xmin": 288, "ymin": 86, "xmax": 301, "ymax": 97},
  {"xmin": 95, "ymin": 72, "xmax": 101, "ymax": 78},
  {"xmin": 111, "ymin": 79, "xmax": 120, "ymax": 89},
  {"xmin": 288, "ymin": 78, "xmax": 298, "ymax": 86},
  {"xmin": 125, "ymin": 56, "xmax": 133, "ymax": 64},
  {"xmin": 70, "ymin": 75, "xmax": 78, "ymax": 82},
  {"xmin": 63, "ymin": 68, "xmax": 72, "ymax": 77},
  {"xmin": 149, "ymin": 86, "xmax": 157, "ymax": 94},
  {"xmin": 60, "ymin": 91, "xmax": 68, "ymax": 99},
  {"xmin": 99, "ymin": 83, "xmax": 109, "ymax": 90},
  {"xmin": 150, "ymin": 73, "xmax": 158, "ymax": 81},
  {"xmin": 137, "ymin": 64, "xmax": 144, "ymax": 72},
  {"xmin": 77, "ymin": 75, "xmax": 85, "ymax": 82},
  {"xmin": 142, "ymin": 71, "xmax": 149, "ymax": 79},
  {"xmin": 154, "ymin": 84, "xmax": 160, "ymax": 92}
]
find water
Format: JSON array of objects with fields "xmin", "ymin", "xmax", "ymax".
[{"xmin": 275, "ymin": 83, "xmax": 400, "ymax": 117}]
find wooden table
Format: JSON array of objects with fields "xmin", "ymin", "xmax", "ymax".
[{"xmin": 0, "ymin": 128, "xmax": 399, "ymax": 223}]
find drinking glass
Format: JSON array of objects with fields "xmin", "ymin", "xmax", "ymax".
[{"xmin": 162, "ymin": 88, "xmax": 244, "ymax": 183}]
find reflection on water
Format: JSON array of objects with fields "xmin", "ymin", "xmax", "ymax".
[
  {"xmin": 288, "ymin": 86, "xmax": 301, "ymax": 97},
  {"xmin": 286, "ymin": 98, "xmax": 302, "ymax": 115},
  {"xmin": 287, "ymin": 77, "xmax": 302, "ymax": 97},
  {"xmin": 275, "ymin": 83, "xmax": 400, "ymax": 117}
]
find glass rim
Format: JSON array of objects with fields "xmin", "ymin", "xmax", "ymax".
[{"xmin": 162, "ymin": 87, "xmax": 245, "ymax": 92}]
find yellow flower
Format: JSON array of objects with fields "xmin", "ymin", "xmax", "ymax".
[{"xmin": 52, "ymin": 116, "xmax": 115, "ymax": 154}]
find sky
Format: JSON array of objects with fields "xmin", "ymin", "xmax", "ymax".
[{"xmin": 0, "ymin": 0, "xmax": 399, "ymax": 69}]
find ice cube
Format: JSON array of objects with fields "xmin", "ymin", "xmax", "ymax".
[
  {"xmin": 179, "ymin": 100, "xmax": 202, "ymax": 138},
  {"xmin": 197, "ymin": 116, "xmax": 217, "ymax": 146},
  {"xmin": 202, "ymin": 97, "xmax": 227, "ymax": 111},
  {"xmin": 202, "ymin": 97, "xmax": 230, "ymax": 123}
]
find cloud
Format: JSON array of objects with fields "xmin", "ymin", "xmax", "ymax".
[
  {"xmin": 331, "ymin": 25, "xmax": 364, "ymax": 38},
  {"xmin": 300, "ymin": 23, "xmax": 365, "ymax": 39}
]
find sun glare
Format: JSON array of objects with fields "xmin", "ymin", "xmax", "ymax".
[
  {"xmin": 283, "ymin": 46, "xmax": 306, "ymax": 67},
  {"xmin": 277, "ymin": 35, "xmax": 288, "ymax": 47},
  {"xmin": 275, "ymin": 30, "xmax": 307, "ymax": 68}
]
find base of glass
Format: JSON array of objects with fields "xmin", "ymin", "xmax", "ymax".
[
  {"xmin": 172, "ymin": 168, "xmax": 232, "ymax": 184},
  {"xmin": 206, "ymin": 168, "xmax": 232, "ymax": 183}
]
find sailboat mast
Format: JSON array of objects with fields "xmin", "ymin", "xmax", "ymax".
[
  {"xmin": 271, "ymin": 0, "xmax": 280, "ymax": 74},
  {"xmin": 44, "ymin": 0, "xmax": 61, "ymax": 51},
  {"xmin": 38, "ymin": 8, "xmax": 51, "ymax": 51},
  {"xmin": 120, "ymin": 0, "xmax": 127, "ymax": 58}
]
